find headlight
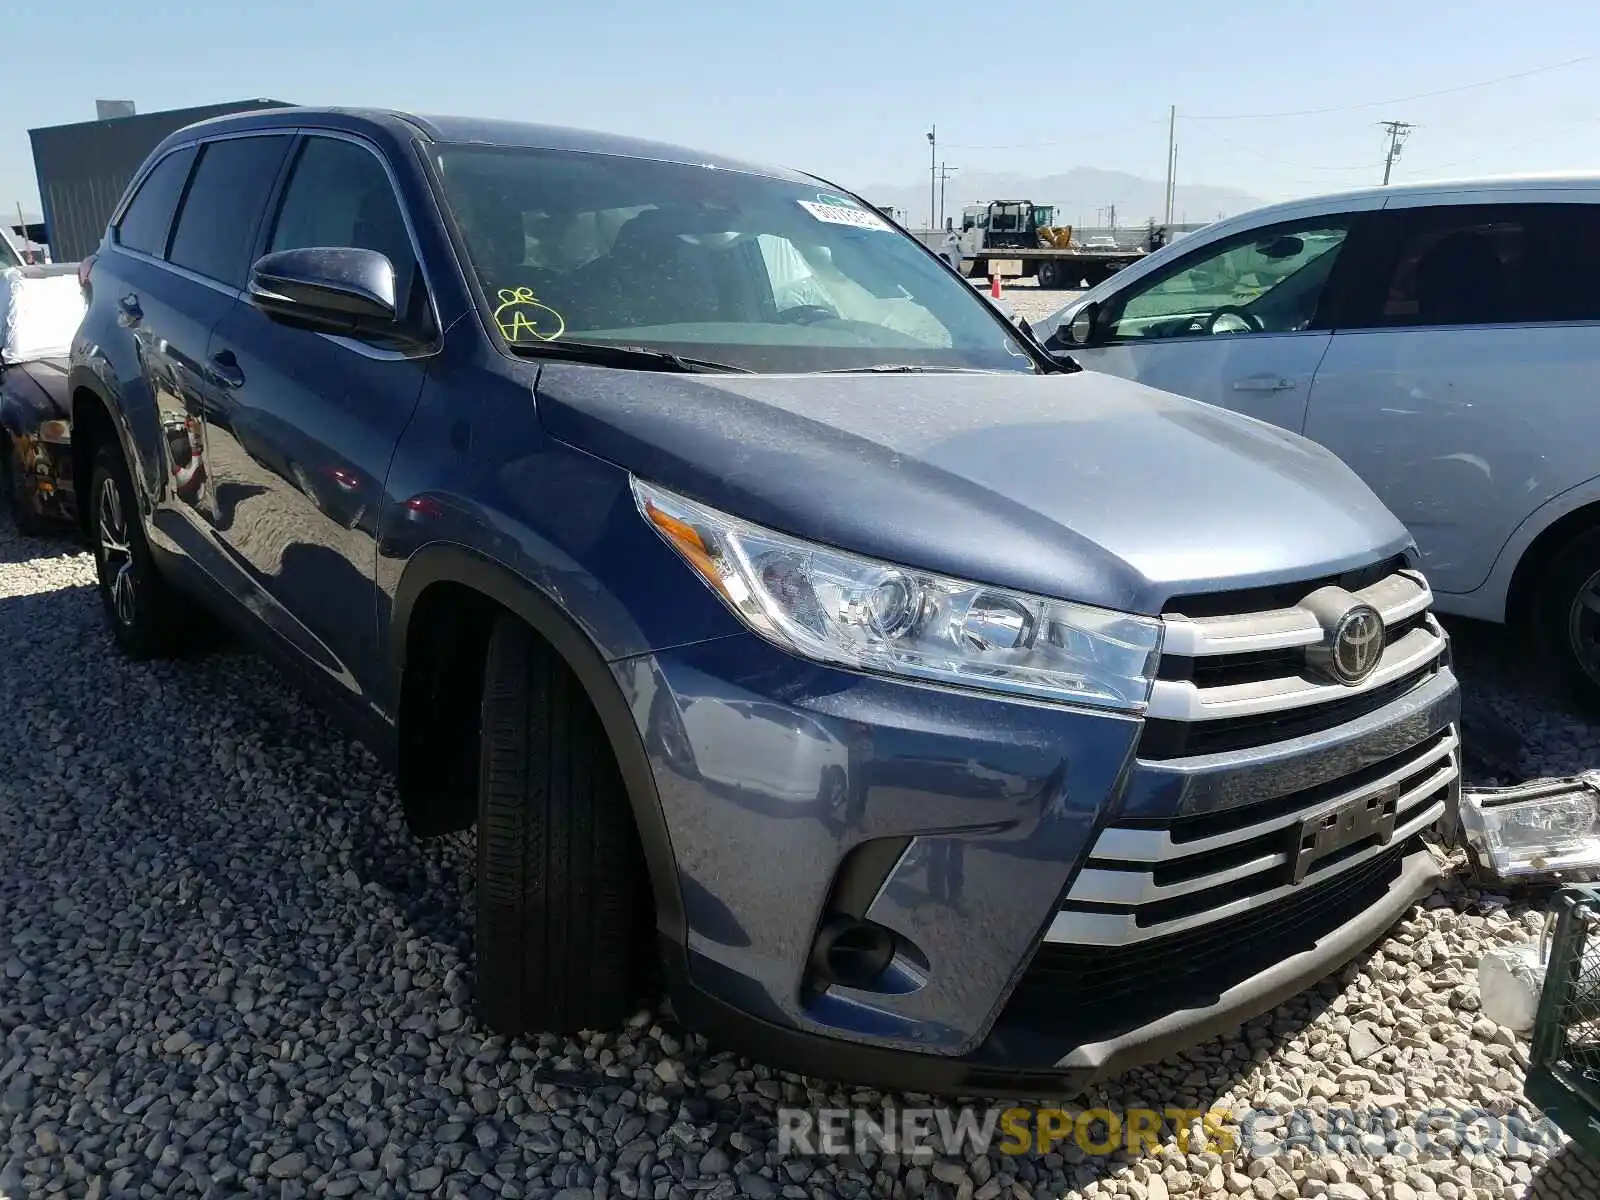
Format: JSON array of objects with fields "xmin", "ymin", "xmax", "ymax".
[
  {"xmin": 633, "ymin": 479, "xmax": 1162, "ymax": 711},
  {"xmin": 1459, "ymin": 772, "xmax": 1600, "ymax": 879}
]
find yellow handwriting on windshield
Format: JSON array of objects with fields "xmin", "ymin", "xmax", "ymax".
[{"xmin": 494, "ymin": 287, "xmax": 566, "ymax": 342}]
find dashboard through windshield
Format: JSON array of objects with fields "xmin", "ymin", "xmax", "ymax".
[{"xmin": 431, "ymin": 144, "xmax": 1036, "ymax": 374}]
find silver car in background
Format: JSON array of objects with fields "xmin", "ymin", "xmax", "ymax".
[{"xmin": 1040, "ymin": 174, "xmax": 1600, "ymax": 710}]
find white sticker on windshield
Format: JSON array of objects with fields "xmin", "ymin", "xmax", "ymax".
[{"xmin": 797, "ymin": 200, "xmax": 893, "ymax": 231}]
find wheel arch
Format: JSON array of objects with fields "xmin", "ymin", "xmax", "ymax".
[
  {"xmin": 390, "ymin": 542, "xmax": 687, "ymax": 949},
  {"xmin": 1504, "ymin": 492, "xmax": 1600, "ymax": 630},
  {"xmin": 68, "ymin": 380, "xmax": 124, "ymax": 541}
]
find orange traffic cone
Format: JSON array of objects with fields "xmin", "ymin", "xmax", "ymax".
[{"xmin": 990, "ymin": 274, "xmax": 1002, "ymax": 299}]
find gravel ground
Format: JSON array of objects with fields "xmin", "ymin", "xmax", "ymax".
[
  {"xmin": 4, "ymin": 515, "xmax": 1600, "ymax": 1200},
  {"xmin": 982, "ymin": 280, "xmax": 1081, "ymax": 329}
]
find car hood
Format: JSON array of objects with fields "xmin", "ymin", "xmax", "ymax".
[{"xmin": 533, "ymin": 364, "xmax": 1412, "ymax": 615}]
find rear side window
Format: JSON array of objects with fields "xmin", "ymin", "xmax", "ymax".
[
  {"xmin": 168, "ymin": 135, "xmax": 292, "ymax": 288},
  {"xmin": 267, "ymin": 136, "xmax": 419, "ymax": 306},
  {"xmin": 115, "ymin": 145, "xmax": 196, "ymax": 258},
  {"xmin": 1362, "ymin": 203, "xmax": 1600, "ymax": 328},
  {"xmin": 1376, "ymin": 209, "xmax": 1528, "ymax": 326}
]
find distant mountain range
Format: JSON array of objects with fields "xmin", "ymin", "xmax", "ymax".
[{"xmin": 857, "ymin": 166, "xmax": 1267, "ymax": 232}]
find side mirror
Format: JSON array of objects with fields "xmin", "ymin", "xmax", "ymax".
[
  {"xmin": 1054, "ymin": 301, "xmax": 1100, "ymax": 348},
  {"xmin": 1258, "ymin": 235, "xmax": 1305, "ymax": 260},
  {"xmin": 248, "ymin": 247, "xmax": 399, "ymax": 332}
]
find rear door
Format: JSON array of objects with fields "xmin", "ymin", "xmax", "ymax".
[
  {"xmin": 199, "ymin": 131, "xmax": 438, "ymax": 697},
  {"xmin": 1303, "ymin": 193, "xmax": 1600, "ymax": 597},
  {"xmin": 98, "ymin": 134, "xmax": 292, "ymax": 555},
  {"xmin": 93, "ymin": 142, "xmax": 215, "ymax": 529},
  {"xmin": 1069, "ymin": 202, "xmax": 1383, "ymax": 433}
]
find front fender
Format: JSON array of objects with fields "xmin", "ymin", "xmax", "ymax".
[{"xmin": 388, "ymin": 541, "xmax": 690, "ymax": 957}]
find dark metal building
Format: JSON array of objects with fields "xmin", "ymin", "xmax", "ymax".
[{"xmin": 28, "ymin": 99, "xmax": 293, "ymax": 262}]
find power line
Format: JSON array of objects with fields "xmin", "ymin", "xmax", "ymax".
[
  {"xmin": 1394, "ymin": 114, "xmax": 1600, "ymax": 175},
  {"xmin": 1199, "ymin": 130, "xmax": 1385, "ymax": 173},
  {"xmin": 1180, "ymin": 53, "xmax": 1595, "ymax": 121},
  {"xmin": 942, "ymin": 119, "xmax": 1167, "ymax": 151}
]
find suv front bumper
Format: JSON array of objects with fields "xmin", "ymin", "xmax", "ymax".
[
  {"xmin": 668, "ymin": 840, "xmax": 1441, "ymax": 1097},
  {"xmin": 615, "ymin": 619, "xmax": 1459, "ymax": 1095}
]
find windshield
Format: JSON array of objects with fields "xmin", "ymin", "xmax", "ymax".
[
  {"xmin": 432, "ymin": 145, "xmax": 1036, "ymax": 374},
  {"xmin": 988, "ymin": 204, "xmax": 1028, "ymax": 233},
  {"xmin": 0, "ymin": 231, "xmax": 22, "ymax": 269}
]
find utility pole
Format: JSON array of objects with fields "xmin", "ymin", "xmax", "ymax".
[
  {"xmin": 1380, "ymin": 120, "xmax": 1414, "ymax": 185},
  {"xmin": 1163, "ymin": 105, "xmax": 1176, "ymax": 226},
  {"xmin": 927, "ymin": 126, "xmax": 937, "ymax": 230},
  {"xmin": 936, "ymin": 163, "xmax": 957, "ymax": 230}
]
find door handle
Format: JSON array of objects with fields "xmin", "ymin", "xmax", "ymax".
[
  {"xmin": 117, "ymin": 294, "xmax": 142, "ymax": 327},
  {"xmin": 1232, "ymin": 375, "xmax": 1297, "ymax": 393},
  {"xmin": 208, "ymin": 349, "xmax": 245, "ymax": 389}
]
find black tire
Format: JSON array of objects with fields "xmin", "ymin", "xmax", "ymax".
[
  {"xmin": 1535, "ymin": 526, "xmax": 1600, "ymax": 713},
  {"xmin": 1036, "ymin": 260, "xmax": 1061, "ymax": 289},
  {"xmin": 475, "ymin": 614, "xmax": 654, "ymax": 1035},
  {"xmin": 88, "ymin": 441, "xmax": 193, "ymax": 659},
  {"xmin": 1, "ymin": 435, "xmax": 47, "ymax": 536}
]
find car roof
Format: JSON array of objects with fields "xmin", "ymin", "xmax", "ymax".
[
  {"xmin": 153, "ymin": 105, "xmax": 822, "ymax": 187},
  {"xmin": 1217, "ymin": 170, "xmax": 1600, "ymax": 225}
]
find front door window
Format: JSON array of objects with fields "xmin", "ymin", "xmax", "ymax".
[{"xmin": 1102, "ymin": 221, "xmax": 1353, "ymax": 342}]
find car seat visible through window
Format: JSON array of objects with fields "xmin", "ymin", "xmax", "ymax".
[
  {"xmin": 573, "ymin": 208, "xmax": 723, "ymax": 330},
  {"xmin": 1413, "ymin": 231, "xmax": 1511, "ymax": 326}
]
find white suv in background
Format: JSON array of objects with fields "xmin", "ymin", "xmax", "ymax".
[{"xmin": 1040, "ymin": 174, "xmax": 1600, "ymax": 709}]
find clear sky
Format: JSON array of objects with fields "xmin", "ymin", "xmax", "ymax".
[{"xmin": 3, "ymin": 0, "xmax": 1597, "ymax": 223}]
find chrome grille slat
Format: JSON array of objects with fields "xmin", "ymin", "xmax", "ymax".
[
  {"xmin": 1048, "ymin": 730, "xmax": 1459, "ymax": 947},
  {"xmin": 1147, "ymin": 618, "xmax": 1448, "ymax": 722},
  {"xmin": 1160, "ymin": 569, "xmax": 1431, "ymax": 658},
  {"xmin": 1093, "ymin": 729, "xmax": 1459, "ymax": 864},
  {"xmin": 1067, "ymin": 757, "xmax": 1455, "ymax": 908}
]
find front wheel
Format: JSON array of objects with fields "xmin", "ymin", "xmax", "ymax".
[
  {"xmin": 88, "ymin": 442, "xmax": 194, "ymax": 659},
  {"xmin": 1535, "ymin": 526, "xmax": 1600, "ymax": 714},
  {"xmin": 1036, "ymin": 260, "xmax": 1061, "ymax": 289},
  {"xmin": 474, "ymin": 615, "xmax": 655, "ymax": 1035}
]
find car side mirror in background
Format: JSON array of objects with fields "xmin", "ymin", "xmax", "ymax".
[
  {"xmin": 1258, "ymin": 235, "xmax": 1305, "ymax": 260},
  {"xmin": 248, "ymin": 247, "xmax": 399, "ymax": 333},
  {"xmin": 1054, "ymin": 301, "xmax": 1100, "ymax": 349}
]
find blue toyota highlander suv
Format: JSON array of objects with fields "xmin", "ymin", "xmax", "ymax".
[{"xmin": 68, "ymin": 107, "xmax": 1460, "ymax": 1095}]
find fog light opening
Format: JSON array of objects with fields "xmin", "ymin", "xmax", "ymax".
[{"xmin": 809, "ymin": 916, "xmax": 897, "ymax": 990}]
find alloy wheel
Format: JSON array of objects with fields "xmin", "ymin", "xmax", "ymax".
[
  {"xmin": 1567, "ymin": 568, "xmax": 1600, "ymax": 686},
  {"xmin": 97, "ymin": 474, "xmax": 136, "ymax": 627}
]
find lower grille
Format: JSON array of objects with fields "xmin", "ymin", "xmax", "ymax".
[
  {"xmin": 1047, "ymin": 726, "xmax": 1458, "ymax": 947},
  {"xmin": 1005, "ymin": 840, "xmax": 1411, "ymax": 1033}
]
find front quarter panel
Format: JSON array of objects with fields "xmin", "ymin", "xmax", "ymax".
[{"xmin": 376, "ymin": 328, "xmax": 747, "ymax": 715}]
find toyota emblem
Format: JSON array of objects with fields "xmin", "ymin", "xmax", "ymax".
[{"xmin": 1324, "ymin": 604, "xmax": 1386, "ymax": 684}]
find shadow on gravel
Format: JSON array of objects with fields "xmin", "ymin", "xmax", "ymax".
[
  {"xmin": 1444, "ymin": 615, "xmax": 1597, "ymax": 759},
  {"xmin": 1529, "ymin": 1142, "xmax": 1600, "ymax": 1196},
  {"xmin": 0, "ymin": 524, "xmax": 83, "ymax": 564}
]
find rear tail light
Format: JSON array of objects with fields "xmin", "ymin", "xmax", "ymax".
[
  {"xmin": 77, "ymin": 254, "xmax": 96, "ymax": 293},
  {"xmin": 403, "ymin": 496, "xmax": 443, "ymax": 520}
]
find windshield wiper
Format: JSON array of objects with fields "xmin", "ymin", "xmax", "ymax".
[
  {"xmin": 815, "ymin": 364, "xmax": 995, "ymax": 374},
  {"xmin": 505, "ymin": 340, "xmax": 751, "ymax": 374}
]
